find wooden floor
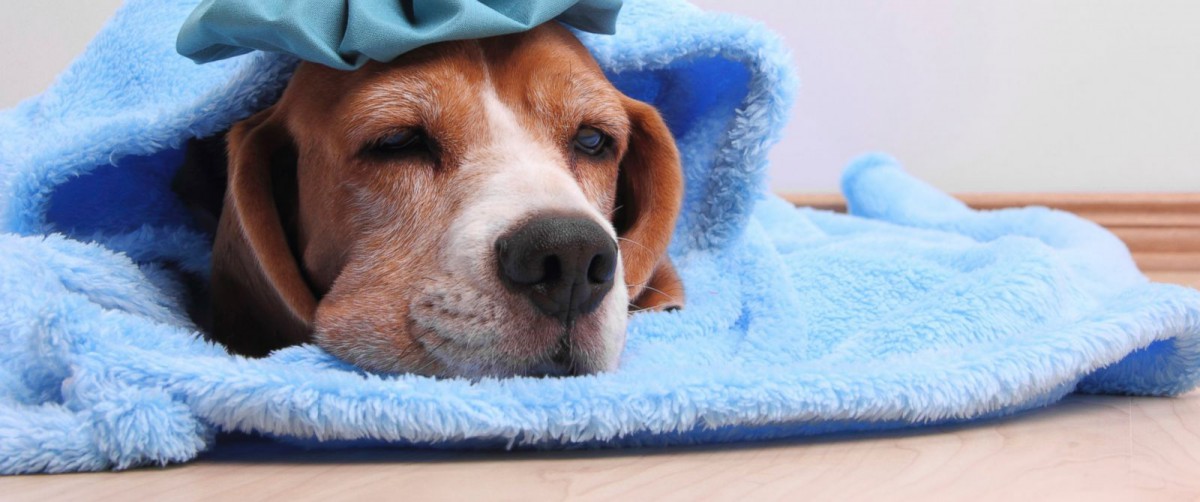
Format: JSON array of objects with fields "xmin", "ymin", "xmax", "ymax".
[{"xmin": 5, "ymin": 273, "xmax": 1199, "ymax": 501}]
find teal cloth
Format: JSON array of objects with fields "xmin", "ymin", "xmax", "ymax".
[{"xmin": 177, "ymin": 0, "xmax": 623, "ymax": 69}]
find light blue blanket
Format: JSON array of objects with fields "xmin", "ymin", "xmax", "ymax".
[{"xmin": 2, "ymin": 0, "xmax": 1198, "ymax": 474}]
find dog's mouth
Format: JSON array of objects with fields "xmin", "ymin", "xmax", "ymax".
[
  {"xmin": 407, "ymin": 288, "xmax": 625, "ymax": 378},
  {"xmin": 412, "ymin": 312, "xmax": 614, "ymax": 379},
  {"xmin": 385, "ymin": 211, "xmax": 629, "ymax": 378}
]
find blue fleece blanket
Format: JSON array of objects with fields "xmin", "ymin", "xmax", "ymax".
[{"xmin": 2, "ymin": 0, "xmax": 1199, "ymax": 475}]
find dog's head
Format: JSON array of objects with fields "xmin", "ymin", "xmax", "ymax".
[{"xmin": 209, "ymin": 23, "xmax": 684, "ymax": 377}]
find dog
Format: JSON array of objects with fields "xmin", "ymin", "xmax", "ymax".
[{"xmin": 174, "ymin": 23, "xmax": 684, "ymax": 378}]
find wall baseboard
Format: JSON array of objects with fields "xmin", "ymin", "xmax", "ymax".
[{"xmin": 782, "ymin": 193, "xmax": 1200, "ymax": 273}]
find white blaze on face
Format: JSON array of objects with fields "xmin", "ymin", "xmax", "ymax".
[{"xmin": 436, "ymin": 88, "xmax": 628, "ymax": 372}]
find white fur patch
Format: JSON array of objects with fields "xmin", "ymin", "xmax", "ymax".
[{"xmin": 415, "ymin": 89, "xmax": 629, "ymax": 374}]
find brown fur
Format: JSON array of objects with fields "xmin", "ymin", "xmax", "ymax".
[{"xmin": 182, "ymin": 23, "xmax": 684, "ymax": 375}]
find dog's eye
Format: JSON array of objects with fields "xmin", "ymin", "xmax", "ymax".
[
  {"xmin": 377, "ymin": 129, "xmax": 423, "ymax": 150},
  {"xmin": 573, "ymin": 127, "xmax": 610, "ymax": 156},
  {"xmin": 367, "ymin": 129, "xmax": 426, "ymax": 156}
]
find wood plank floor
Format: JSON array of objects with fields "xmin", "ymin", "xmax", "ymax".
[{"xmin": 4, "ymin": 277, "xmax": 1198, "ymax": 501}]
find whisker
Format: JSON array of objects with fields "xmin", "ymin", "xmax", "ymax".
[
  {"xmin": 408, "ymin": 336, "xmax": 453, "ymax": 376},
  {"xmin": 393, "ymin": 328, "xmax": 435, "ymax": 367},
  {"xmin": 616, "ymin": 236, "xmax": 651, "ymax": 253},
  {"xmin": 622, "ymin": 274, "xmax": 673, "ymax": 292},
  {"xmin": 567, "ymin": 356, "xmax": 577, "ymax": 376},
  {"xmin": 624, "ymin": 278, "xmax": 653, "ymax": 289},
  {"xmin": 635, "ymin": 284, "xmax": 674, "ymax": 299}
]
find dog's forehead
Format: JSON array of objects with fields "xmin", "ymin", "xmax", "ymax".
[
  {"xmin": 484, "ymin": 25, "xmax": 623, "ymax": 113},
  {"xmin": 284, "ymin": 24, "xmax": 627, "ymax": 156},
  {"xmin": 314, "ymin": 28, "xmax": 624, "ymax": 144}
]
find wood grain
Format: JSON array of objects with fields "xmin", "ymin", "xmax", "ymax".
[
  {"xmin": 782, "ymin": 192, "xmax": 1200, "ymax": 226},
  {"xmin": 4, "ymin": 393, "xmax": 1198, "ymax": 501}
]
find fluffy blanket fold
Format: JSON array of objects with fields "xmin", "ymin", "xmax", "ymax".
[{"xmin": 2, "ymin": 0, "xmax": 1198, "ymax": 475}]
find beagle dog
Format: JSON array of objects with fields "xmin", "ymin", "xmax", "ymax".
[{"xmin": 174, "ymin": 23, "xmax": 684, "ymax": 378}]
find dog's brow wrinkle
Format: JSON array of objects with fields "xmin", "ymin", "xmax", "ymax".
[
  {"xmin": 523, "ymin": 72, "xmax": 629, "ymax": 142},
  {"xmin": 347, "ymin": 76, "xmax": 441, "ymax": 142}
]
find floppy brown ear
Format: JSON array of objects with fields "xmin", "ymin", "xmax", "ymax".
[
  {"xmin": 209, "ymin": 107, "xmax": 317, "ymax": 356},
  {"xmin": 616, "ymin": 97, "xmax": 685, "ymax": 312}
]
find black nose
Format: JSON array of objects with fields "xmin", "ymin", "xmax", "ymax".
[{"xmin": 496, "ymin": 216, "xmax": 618, "ymax": 325}]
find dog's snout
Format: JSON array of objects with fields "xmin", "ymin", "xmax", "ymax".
[{"xmin": 496, "ymin": 216, "xmax": 617, "ymax": 324}]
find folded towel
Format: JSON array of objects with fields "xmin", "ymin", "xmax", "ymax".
[{"xmin": 2, "ymin": 0, "xmax": 1197, "ymax": 475}]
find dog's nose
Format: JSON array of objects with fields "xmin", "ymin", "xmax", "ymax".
[{"xmin": 496, "ymin": 216, "xmax": 618, "ymax": 324}]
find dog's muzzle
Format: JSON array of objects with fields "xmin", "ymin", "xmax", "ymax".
[{"xmin": 496, "ymin": 215, "xmax": 618, "ymax": 326}]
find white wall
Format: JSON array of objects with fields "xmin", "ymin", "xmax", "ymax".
[
  {"xmin": 4, "ymin": 0, "xmax": 1198, "ymax": 193},
  {"xmin": 0, "ymin": 0, "xmax": 126, "ymax": 109},
  {"xmin": 693, "ymin": 0, "xmax": 1200, "ymax": 193}
]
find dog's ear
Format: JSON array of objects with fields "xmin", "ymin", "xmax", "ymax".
[
  {"xmin": 210, "ymin": 106, "xmax": 316, "ymax": 356},
  {"xmin": 616, "ymin": 97, "xmax": 685, "ymax": 312}
]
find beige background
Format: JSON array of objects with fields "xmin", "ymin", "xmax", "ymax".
[{"xmin": 3, "ymin": 0, "xmax": 1198, "ymax": 193}]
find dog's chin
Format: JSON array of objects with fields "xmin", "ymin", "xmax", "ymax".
[
  {"xmin": 409, "ymin": 284, "xmax": 630, "ymax": 379},
  {"xmin": 314, "ymin": 281, "xmax": 629, "ymax": 379}
]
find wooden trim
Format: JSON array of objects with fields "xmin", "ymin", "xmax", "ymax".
[{"xmin": 782, "ymin": 193, "xmax": 1200, "ymax": 273}]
